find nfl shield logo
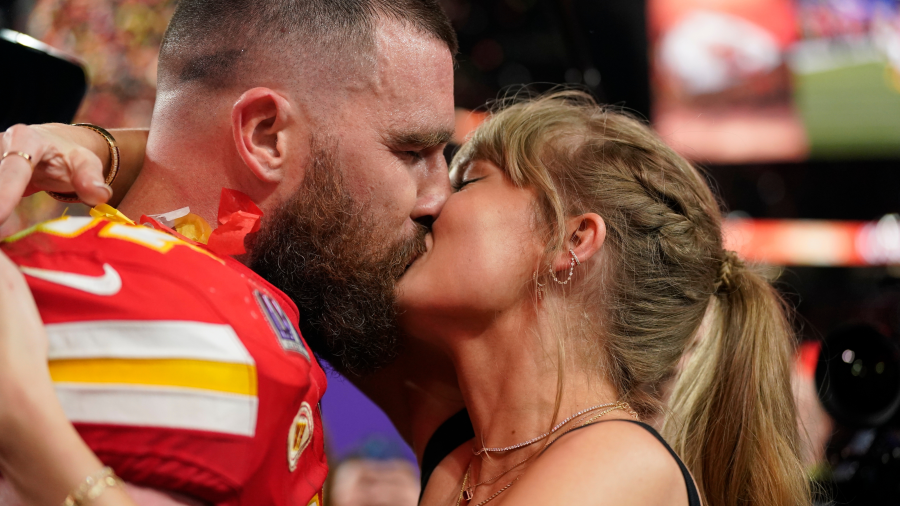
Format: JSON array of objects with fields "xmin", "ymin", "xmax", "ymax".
[{"xmin": 254, "ymin": 290, "xmax": 310, "ymax": 361}]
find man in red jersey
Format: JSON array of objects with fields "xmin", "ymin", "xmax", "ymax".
[{"xmin": 0, "ymin": 1, "xmax": 458, "ymax": 505}]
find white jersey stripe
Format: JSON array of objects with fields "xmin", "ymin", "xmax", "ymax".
[
  {"xmin": 55, "ymin": 383, "xmax": 258, "ymax": 437},
  {"xmin": 46, "ymin": 320, "xmax": 255, "ymax": 365},
  {"xmin": 41, "ymin": 216, "xmax": 95, "ymax": 234}
]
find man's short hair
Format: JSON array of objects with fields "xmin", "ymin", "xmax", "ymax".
[{"xmin": 158, "ymin": 0, "xmax": 457, "ymax": 90}]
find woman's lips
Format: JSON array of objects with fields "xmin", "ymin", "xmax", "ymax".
[{"xmin": 404, "ymin": 233, "xmax": 433, "ymax": 271}]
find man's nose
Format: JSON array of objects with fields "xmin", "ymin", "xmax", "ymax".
[{"xmin": 411, "ymin": 155, "xmax": 451, "ymax": 226}]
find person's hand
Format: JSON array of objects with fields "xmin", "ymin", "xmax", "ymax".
[{"xmin": 0, "ymin": 124, "xmax": 112, "ymax": 223}]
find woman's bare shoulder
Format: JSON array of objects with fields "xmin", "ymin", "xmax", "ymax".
[
  {"xmin": 419, "ymin": 438, "xmax": 474, "ymax": 506},
  {"xmin": 499, "ymin": 419, "xmax": 688, "ymax": 506}
]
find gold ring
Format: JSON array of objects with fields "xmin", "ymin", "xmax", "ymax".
[{"xmin": 1, "ymin": 151, "xmax": 34, "ymax": 169}]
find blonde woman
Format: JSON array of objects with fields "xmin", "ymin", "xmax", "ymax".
[
  {"xmin": 393, "ymin": 91, "xmax": 809, "ymax": 506},
  {"xmin": 0, "ymin": 91, "xmax": 808, "ymax": 506}
]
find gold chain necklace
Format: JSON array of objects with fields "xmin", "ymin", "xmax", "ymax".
[
  {"xmin": 457, "ymin": 402, "xmax": 637, "ymax": 506},
  {"xmin": 548, "ymin": 402, "xmax": 639, "ymax": 444},
  {"xmin": 473, "ymin": 402, "xmax": 618, "ymax": 455},
  {"xmin": 464, "ymin": 402, "xmax": 621, "ymax": 499},
  {"xmin": 463, "ymin": 451, "xmax": 535, "ymax": 500},
  {"xmin": 457, "ymin": 466, "xmax": 521, "ymax": 506},
  {"xmin": 456, "ymin": 467, "xmax": 470, "ymax": 506}
]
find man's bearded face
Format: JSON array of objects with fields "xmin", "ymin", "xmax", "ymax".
[{"xmin": 249, "ymin": 138, "xmax": 427, "ymax": 376}]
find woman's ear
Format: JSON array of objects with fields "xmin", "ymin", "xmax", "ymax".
[
  {"xmin": 232, "ymin": 87, "xmax": 295, "ymax": 184},
  {"xmin": 549, "ymin": 213, "xmax": 606, "ymax": 272}
]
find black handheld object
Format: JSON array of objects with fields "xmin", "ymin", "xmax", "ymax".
[
  {"xmin": 816, "ymin": 323, "xmax": 900, "ymax": 427},
  {"xmin": 0, "ymin": 29, "xmax": 87, "ymax": 130}
]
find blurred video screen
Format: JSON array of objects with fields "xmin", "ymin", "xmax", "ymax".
[{"xmin": 649, "ymin": 0, "xmax": 900, "ymax": 163}]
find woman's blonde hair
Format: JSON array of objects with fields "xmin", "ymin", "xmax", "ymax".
[{"xmin": 451, "ymin": 90, "xmax": 809, "ymax": 506}]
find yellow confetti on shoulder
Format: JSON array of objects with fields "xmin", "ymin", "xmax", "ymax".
[
  {"xmin": 90, "ymin": 204, "xmax": 135, "ymax": 225},
  {"xmin": 173, "ymin": 213, "xmax": 213, "ymax": 244}
]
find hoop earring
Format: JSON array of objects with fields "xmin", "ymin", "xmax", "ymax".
[
  {"xmin": 549, "ymin": 250, "xmax": 579, "ymax": 285},
  {"xmin": 533, "ymin": 270, "xmax": 545, "ymax": 300}
]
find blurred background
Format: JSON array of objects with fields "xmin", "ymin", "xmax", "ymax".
[{"xmin": 4, "ymin": 0, "xmax": 900, "ymax": 504}]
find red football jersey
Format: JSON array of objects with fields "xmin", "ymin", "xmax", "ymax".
[{"xmin": 2, "ymin": 215, "xmax": 328, "ymax": 506}]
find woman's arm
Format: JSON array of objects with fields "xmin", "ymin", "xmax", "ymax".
[
  {"xmin": 106, "ymin": 128, "xmax": 148, "ymax": 207},
  {"xmin": 0, "ymin": 124, "xmax": 149, "ymax": 222},
  {"xmin": 0, "ymin": 250, "xmax": 139, "ymax": 506}
]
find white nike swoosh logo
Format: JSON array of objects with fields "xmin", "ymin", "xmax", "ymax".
[{"xmin": 19, "ymin": 263, "xmax": 122, "ymax": 296}]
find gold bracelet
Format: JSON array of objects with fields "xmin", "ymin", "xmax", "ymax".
[
  {"xmin": 61, "ymin": 466, "xmax": 123, "ymax": 506},
  {"xmin": 47, "ymin": 124, "xmax": 121, "ymax": 203}
]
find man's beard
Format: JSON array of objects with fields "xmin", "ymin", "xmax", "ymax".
[{"xmin": 249, "ymin": 138, "xmax": 427, "ymax": 376}]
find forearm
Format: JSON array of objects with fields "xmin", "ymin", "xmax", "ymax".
[
  {"xmin": 0, "ymin": 377, "xmax": 137, "ymax": 506},
  {"xmin": 0, "ymin": 252, "xmax": 137, "ymax": 506}
]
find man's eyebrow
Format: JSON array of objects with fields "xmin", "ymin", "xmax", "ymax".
[{"xmin": 384, "ymin": 129, "xmax": 454, "ymax": 149}]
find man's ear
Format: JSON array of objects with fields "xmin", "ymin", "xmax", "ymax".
[
  {"xmin": 232, "ymin": 88, "xmax": 294, "ymax": 184},
  {"xmin": 549, "ymin": 213, "xmax": 606, "ymax": 272}
]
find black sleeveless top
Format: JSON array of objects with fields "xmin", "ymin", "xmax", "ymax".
[
  {"xmin": 419, "ymin": 409, "xmax": 475, "ymax": 501},
  {"xmin": 419, "ymin": 411, "xmax": 701, "ymax": 506}
]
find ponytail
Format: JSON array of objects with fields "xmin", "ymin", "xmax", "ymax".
[{"xmin": 664, "ymin": 264, "xmax": 810, "ymax": 506}]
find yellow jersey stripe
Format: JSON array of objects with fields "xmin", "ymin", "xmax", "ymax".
[{"xmin": 49, "ymin": 358, "xmax": 258, "ymax": 396}]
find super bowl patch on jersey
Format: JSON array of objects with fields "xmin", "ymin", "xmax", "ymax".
[
  {"xmin": 288, "ymin": 402, "xmax": 314, "ymax": 472},
  {"xmin": 254, "ymin": 290, "xmax": 310, "ymax": 361}
]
